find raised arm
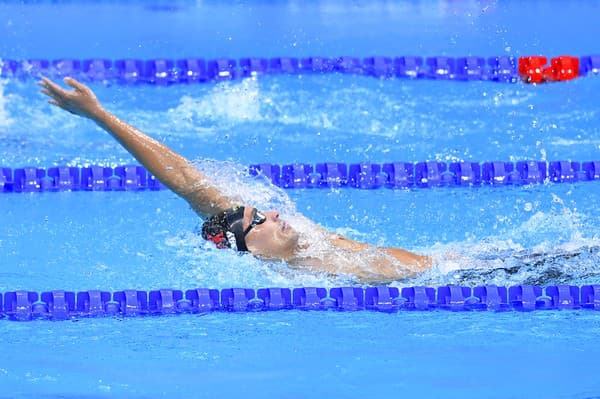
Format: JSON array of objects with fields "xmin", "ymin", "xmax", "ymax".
[{"xmin": 40, "ymin": 77, "xmax": 233, "ymax": 217}]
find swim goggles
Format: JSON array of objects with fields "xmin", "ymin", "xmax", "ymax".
[{"xmin": 243, "ymin": 208, "xmax": 267, "ymax": 236}]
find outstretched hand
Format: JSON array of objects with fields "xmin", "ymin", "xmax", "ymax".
[{"xmin": 39, "ymin": 77, "xmax": 102, "ymax": 119}]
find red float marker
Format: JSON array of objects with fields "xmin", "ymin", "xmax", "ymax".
[
  {"xmin": 518, "ymin": 56, "xmax": 547, "ymax": 83},
  {"xmin": 519, "ymin": 55, "xmax": 580, "ymax": 83},
  {"xmin": 543, "ymin": 56, "xmax": 580, "ymax": 81}
]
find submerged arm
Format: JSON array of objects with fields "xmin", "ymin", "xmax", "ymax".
[
  {"xmin": 328, "ymin": 233, "xmax": 432, "ymax": 272},
  {"xmin": 39, "ymin": 77, "xmax": 232, "ymax": 217}
]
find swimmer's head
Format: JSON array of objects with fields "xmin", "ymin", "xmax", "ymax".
[
  {"xmin": 201, "ymin": 205, "xmax": 299, "ymax": 259},
  {"xmin": 201, "ymin": 206, "xmax": 249, "ymax": 251}
]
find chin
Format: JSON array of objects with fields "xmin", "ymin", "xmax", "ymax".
[{"xmin": 286, "ymin": 230, "xmax": 300, "ymax": 247}]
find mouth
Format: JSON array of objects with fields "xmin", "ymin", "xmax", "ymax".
[{"xmin": 281, "ymin": 221, "xmax": 288, "ymax": 232}]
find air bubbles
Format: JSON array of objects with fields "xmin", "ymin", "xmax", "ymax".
[{"xmin": 551, "ymin": 194, "xmax": 564, "ymax": 204}]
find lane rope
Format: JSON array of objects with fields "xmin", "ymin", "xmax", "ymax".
[
  {"xmin": 1, "ymin": 55, "xmax": 598, "ymax": 84},
  {"xmin": 1, "ymin": 160, "xmax": 599, "ymax": 193},
  {"xmin": 1, "ymin": 284, "xmax": 597, "ymax": 321}
]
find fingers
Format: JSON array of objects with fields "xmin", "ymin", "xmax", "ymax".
[
  {"xmin": 38, "ymin": 76, "xmax": 53, "ymax": 87},
  {"xmin": 48, "ymin": 99, "xmax": 76, "ymax": 115},
  {"xmin": 40, "ymin": 85, "xmax": 63, "ymax": 104},
  {"xmin": 64, "ymin": 77, "xmax": 88, "ymax": 93},
  {"xmin": 39, "ymin": 77, "xmax": 69, "ymax": 110},
  {"xmin": 39, "ymin": 76, "xmax": 61, "ymax": 91},
  {"xmin": 39, "ymin": 76, "xmax": 96, "ymax": 115},
  {"xmin": 39, "ymin": 76, "xmax": 68, "ymax": 98},
  {"xmin": 48, "ymin": 99, "xmax": 75, "ymax": 114}
]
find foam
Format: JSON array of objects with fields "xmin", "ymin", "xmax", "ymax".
[
  {"xmin": 166, "ymin": 78, "xmax": 264, "ymax": 127},
  {"xmin": 551, "ymin": 137, "xmax": 600, "ymax": 147},
  {"xmin": 0, "ymin": 79, "xmax": 15, "ymax": 129},
  {"xmin": 160, "ymin": 75, "xmax": 439, "ymax": 141},
  {"xmin": 415, "ymin": 195, "xmax": 600, "ymax": 287}
]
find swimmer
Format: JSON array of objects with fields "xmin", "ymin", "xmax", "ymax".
[{"xmin": 39, "ymin": 77, "xmax": 432, "ymax": 283}]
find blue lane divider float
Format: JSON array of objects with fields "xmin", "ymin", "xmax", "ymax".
[
  {"xmin": 2, "ymin": 160, "xmax": 599, "ymax": 193},
  {"xmin": 1, "ymin": 55, "xmax": 599, "ymax": 84},
  {"xmin": 1, "ymin": 284, "xmax": 599, "ymax": 321},
  {"xmin": 0, "ymin": 164, "xmax": 164, "ymax": 193}
]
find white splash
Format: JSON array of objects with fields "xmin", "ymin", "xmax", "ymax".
[
  {"xmin": 0, "ymin": 79, "xmax": 15, "ymax": 129},
  {"xmin": 550, "ymin": 137, "xmax": 600, "ymax": 146},
  {"xmin": 168, "ymin": 78, "xmax": 264, "ymax": 126},
  {"xmin": 415, "ymin": 193, "xmax": 600, "ymax": 287}
]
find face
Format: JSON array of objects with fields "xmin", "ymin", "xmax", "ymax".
[{"xmin": 242, "ymin": 207, "xmax": 299, "ymax": 260}]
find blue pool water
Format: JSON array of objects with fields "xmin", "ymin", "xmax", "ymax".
[{"xmin": 1, "ymin": 1, "xmax": 600, "ymax": 397}]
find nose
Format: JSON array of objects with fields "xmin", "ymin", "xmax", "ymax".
[{"xmin": 266, "ymin": 210, "xmax": 279, "ymax": 221}]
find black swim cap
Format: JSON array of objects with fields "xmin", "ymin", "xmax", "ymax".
[{"xmin": 201, "ymin": 206, "xmax": 249, "ymax": 252}]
